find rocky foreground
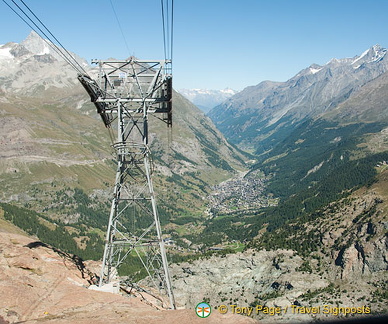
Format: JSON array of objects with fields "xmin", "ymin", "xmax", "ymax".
[{"xmin": 0, "ymin": 227, "xmax": 254, "ymax": 324}]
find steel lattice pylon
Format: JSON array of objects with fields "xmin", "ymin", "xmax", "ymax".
[{"xmin": 78, "ymin": 58, "xmax": 175, "ymax": 309}]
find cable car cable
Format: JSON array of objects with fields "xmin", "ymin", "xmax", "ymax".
[
  {"xmin": 161, "ymin": 0, "xmax": 167, "ymax": 62},
  {"xmin": 109, "ymin": 0, "xmax": 131, "ymax": 58}
]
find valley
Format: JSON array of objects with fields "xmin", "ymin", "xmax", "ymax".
[{"xmin": 207, "ymin": 169, "xmax": 278, "ymax": 217}]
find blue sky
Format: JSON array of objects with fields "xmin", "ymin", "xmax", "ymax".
[{"xmin": 1, "ymin": 0, "xmax": 388, "ymax": 91}]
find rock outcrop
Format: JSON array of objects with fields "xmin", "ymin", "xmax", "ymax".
[{"xmin": 0, "ymin": 228, "xmax": 254, "ymax": 324}]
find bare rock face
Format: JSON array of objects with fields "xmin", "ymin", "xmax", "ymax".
[
  {"xmin": 365, "ymin": 236, "xmax": 388, "ymax": 272},
  {"xmin": 328, "ymin": 193, "xmax": 388, "ymax": 280},
  {"xmin": 0, "ymin": 230, "xmax": 255, "ymax": 324},
  {"xmin": 335, "ymin": 236, "xmax": 388, "ymax": 280},
  {"xmin": 171, "ymin": 249, "xmax": 329, "ymax": 322},
  {"xmin": 336, "ymin": 244, "xmax": 365, "ymax": 279}
]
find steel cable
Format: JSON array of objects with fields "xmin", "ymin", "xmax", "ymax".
[{"xmin": 109, "ymin": 0, "xmax": 131, "ymax": 58}]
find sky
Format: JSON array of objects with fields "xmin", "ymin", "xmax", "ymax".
[{"xmin": 1, "ymin": 0, "xmax": 388, "ymax": 91}]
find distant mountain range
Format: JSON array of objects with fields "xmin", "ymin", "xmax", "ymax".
[
  {"xmin": 209, "ymin": 44, "xmax": 388, "ymax": 152},
  {"xmin": 177, "ymin": 88, "xmax": 237, "ymax": 113}
]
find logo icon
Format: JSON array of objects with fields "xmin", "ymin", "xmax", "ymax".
[{"xmin": 195, "ymin": 302, "xmax": 211, "ymax": 318}]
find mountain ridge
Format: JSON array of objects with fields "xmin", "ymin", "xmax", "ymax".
[{"xmin": 208, "ymin": 44, "xmax": 388, "ymax": 152}]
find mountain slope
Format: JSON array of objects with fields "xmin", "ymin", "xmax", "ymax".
[
  {"xmin": 251, "ymin": 67, "xmax": 388, "ymax": 205},
  {"xmin": 0, "ymin": 32, "xmax": 247, "ymax": 250},
  {"xmin": 209, "ymin": 45, "xmax": 388, "ymax": 153},
  {"xmin": 324, "ymin": 70, "xmax": 388, "ymax": 123}
]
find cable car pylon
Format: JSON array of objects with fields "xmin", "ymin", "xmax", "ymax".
[{"xmin": 78, "ymin": 57, "xmax": 175, "ymax": 309}]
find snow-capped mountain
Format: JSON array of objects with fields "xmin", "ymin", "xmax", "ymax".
[
  {"xmin": 296, "ymin": 44, "xmax": 387, "ymax": 78},
  {"xmin": 178, "ymin": 88, "xmax": 238, "ymax": 113},
  {"xmin": 0, "ymin": 31, "xmax": 88, "ymax": 95},
  {"xmin": 209, "ymin": 44, "xmax": 388, "ymax": 151}
]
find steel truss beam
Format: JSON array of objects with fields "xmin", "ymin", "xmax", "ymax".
[{"xmin": 78, "ymin": 58, "xmax": 175, "ymax": 309}]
